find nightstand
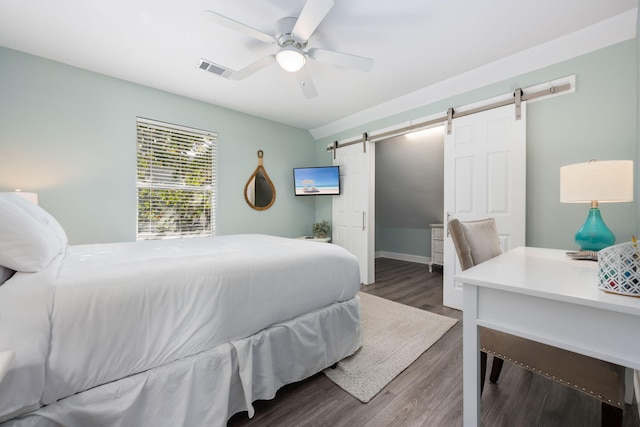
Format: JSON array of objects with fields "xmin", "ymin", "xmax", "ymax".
[{"xmin": 297, "ymin": 236, "xmax": 331, "ymax": 243}]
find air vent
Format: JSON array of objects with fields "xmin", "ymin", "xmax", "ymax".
[{"xmin": 198, "ymin": 59, "xmax": 233, "ymax": 78}]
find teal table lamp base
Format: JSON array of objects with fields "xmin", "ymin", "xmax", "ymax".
[{"xmin": 574, "ymin": 207, "xmax": 615, "ymax": 251}]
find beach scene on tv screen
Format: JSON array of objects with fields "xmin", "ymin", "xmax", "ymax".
[{"xmin": 294, "ymin": 167, "xmax": 339, "ymax": 195}]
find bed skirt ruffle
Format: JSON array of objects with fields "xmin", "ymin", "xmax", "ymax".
[{"xmin": 2, "ymin": 296, "xmax": 361, "ymax": 427}]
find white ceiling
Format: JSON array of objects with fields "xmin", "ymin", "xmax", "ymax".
[{"xmin": 0, "ymin": 0, "xmax": 637, "ymax": 137}]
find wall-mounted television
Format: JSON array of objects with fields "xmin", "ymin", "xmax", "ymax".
[{"xmin": 293, "ymin": 166, "xmax": 341, "ymax": 196}]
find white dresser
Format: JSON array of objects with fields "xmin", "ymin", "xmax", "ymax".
[{"xmin": 428, "ymin": 224, "xmax": 444, "ymax": 273}]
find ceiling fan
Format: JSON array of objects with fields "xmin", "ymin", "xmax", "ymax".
[{"xmin": 199, "ymin": 0, "xmax": 374, "ymax": 98}]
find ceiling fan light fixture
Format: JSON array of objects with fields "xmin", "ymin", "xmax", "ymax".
[{"xmin": 276, "ymin": 46, "xmax": 305, "ymax": 72}]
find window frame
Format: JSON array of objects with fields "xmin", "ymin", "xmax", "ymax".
[{"xmin": 136, "ymin": 117, "xmax": 218, "ymax": 240}]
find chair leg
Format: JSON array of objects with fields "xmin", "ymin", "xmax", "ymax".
[
  {"xmin": 601, "ymin": 402, "xmax": 623, "ymax": 427},
  {"xmin": 480, "ymin": 351, "xmax": 487, "ymax": 394},
  {"xmin": 489, "ymin": 356, "xmax": 504, "ymax": 383}
]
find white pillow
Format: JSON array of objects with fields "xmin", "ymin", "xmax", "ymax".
[
  {"xmin": 5, "ymin": 193, "xmax": 68, "ymax": 247},
  {"xmin": 0, "ymin": 194, "xmax": 67, "ymax": 272},
  {"xmin": 0, "ymin": 266, "xmax": 15, "ymax": 285}
]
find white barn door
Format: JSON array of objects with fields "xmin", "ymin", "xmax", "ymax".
[
  {"xmin": 443, "ymin": 103, "xmax": 526, "ymax": 309},
  {"xmin": 332, "ymin": 142, "xmax": 375, "ymax": 285}
]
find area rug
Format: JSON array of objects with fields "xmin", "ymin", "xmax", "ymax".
[{"xmin": 323, "ymin": 292, "xmax": 457, "ymax": 403}]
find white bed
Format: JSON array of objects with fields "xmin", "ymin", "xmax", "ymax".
[{"xmin": 0, "ymin": 194, "xmax": 362, "ymax": 426}]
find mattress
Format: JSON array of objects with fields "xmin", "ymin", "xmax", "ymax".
[{"xmin": 0, "ymin": 234, "xmax": 360, "ymax": 421}]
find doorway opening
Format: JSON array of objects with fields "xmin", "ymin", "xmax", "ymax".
[{"xmin": 374, "ymin": 126, "xmax": 445, "ymax": 267}]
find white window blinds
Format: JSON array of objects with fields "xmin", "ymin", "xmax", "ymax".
[{"xmin": 136, "ymin": 117, "xmax": 218, "ymax": 240}]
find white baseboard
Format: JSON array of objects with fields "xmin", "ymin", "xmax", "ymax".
[{"xmin": 375, "ymin": 251, "xmax": 429, "ymax": 265}]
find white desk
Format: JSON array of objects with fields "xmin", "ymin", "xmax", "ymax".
[{"xmin": 455, "ymin": 247, "xmax": 640, "ymax": 426}]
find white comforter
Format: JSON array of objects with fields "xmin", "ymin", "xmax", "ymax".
[{"xmin": 0, "ymin": 234, "xmax": 360, "ymax": 420}]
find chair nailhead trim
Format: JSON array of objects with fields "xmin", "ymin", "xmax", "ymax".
[{"xmin": 480, "ymin": 350, "xmax": 624, "ymax": 407}]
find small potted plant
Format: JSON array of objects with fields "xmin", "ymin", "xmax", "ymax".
[{"xmin": 312, "ymin": 220, "xmax": 330, "ymax": 238}]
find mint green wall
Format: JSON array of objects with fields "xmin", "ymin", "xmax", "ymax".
[
  {"xmin": 316, "ymin": 40, "xmax": 638, "ymax": 252},
  {"xmin": 637, "ymin": 6, "xmax": 640, "ymax": 236},
  {"xmin": 0, "ymin": 47, "xmax": 317, "ymax": 244},
  {"xmin": 3, "ymin": 39, "xmax": 636, "ymax": 250}
]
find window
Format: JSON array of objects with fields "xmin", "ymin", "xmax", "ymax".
[{"xmin": 136, "ymin": 118, "xmax": 217, "ymax": 240}]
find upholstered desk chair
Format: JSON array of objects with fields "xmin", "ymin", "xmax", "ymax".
[{"xmin": 448, "ymin": 218, "xmax": 628, "ymax": 427}]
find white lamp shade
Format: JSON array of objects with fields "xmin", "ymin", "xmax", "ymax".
[
  {"xmin": 276, "ymin": 47, "xmax": 305, "ymax": 72},
  {"xmin": 560, "ymin": 160, "xmax": 633, "ymax": 203}
]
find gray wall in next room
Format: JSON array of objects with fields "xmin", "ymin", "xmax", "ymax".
[{"xmin": 375, "ymin": 127, "xmax": 445, "ymax": 260}]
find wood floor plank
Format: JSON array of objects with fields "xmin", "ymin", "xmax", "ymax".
[
  {"xmin": 228, "ymin": 258, "xmax": 639, "ymax": 427},
  {"xmin": 322, "ymin": 389, "xmax": 397, "ymax": 427},
  {"xmin": 366, "ymin": 327, "xmax": 462, "ymax": 427}
]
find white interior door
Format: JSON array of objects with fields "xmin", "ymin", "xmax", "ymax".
[
  {"xmin": 443, "ymin": 103, "xmax": 527, "ymax": 309},
  {"xmin": 332, "ymin": 142, "xmax": 375, "ymax": 285}
]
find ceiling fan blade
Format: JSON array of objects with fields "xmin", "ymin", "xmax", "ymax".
[
  {"xmin": 230, "ymin": 56, "xmax": 276, "ymax": 80},
  {"xmin": 292, "ymin": 0, "xmax": 334, "ymax": 43},
  {"xmin": 202, "ymin": 10, "xmax": 275, "ymax": 44},
  {"xmin": 308, "ymin": 48, "xmax": 374, "ymax": 72},
  {"xmin": 294, "ymin": 66, "xmax": 318, "ymax": 99}
]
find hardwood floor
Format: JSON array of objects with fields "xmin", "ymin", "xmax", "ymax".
[{"xmin": 228, "ymin": 258, "xmax": 639, "ymax": 427}]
